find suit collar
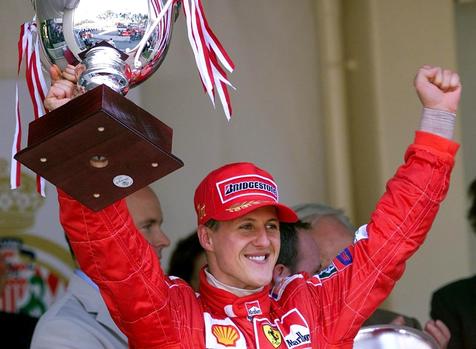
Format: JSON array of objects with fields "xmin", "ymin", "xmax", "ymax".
[{"xmin": 69, "ymin": 272, "xmax": 127, "ymax": 342}]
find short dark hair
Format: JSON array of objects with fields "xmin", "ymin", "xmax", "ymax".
[
  {"xmin": 276, "ymin": 221, "xmax": 311, "ymax": 273},
  {"xmin": 168, "ymin": 232, "xmax": 204, "ymax": 282},
  {"xmin": 468, "ymin": 179, "xmax": 476, "ymax": 233},
  {"xmin": 205, "ymin": 219, "xmax": 220, "ymax": 231}
]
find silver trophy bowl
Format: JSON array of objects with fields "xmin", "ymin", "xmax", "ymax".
[
  {"xmin": 32, "ymin": 0, "xmax": 179, "ymax": 94},
  {"xmin": 354, "ymin": 325, "xmax": 439, "ymax": 349}
]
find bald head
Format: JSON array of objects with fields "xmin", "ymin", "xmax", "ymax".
[
  {"xmin": 126, "ymin": 186, "xmax": 170, "ymax": 260},
  {"xmin": 294, "ymin": 229, "xmax": 320, "ymax": 275},
  {"xmin": 310, "ymin": 215, "xmax": 354, "ymax": 270}
]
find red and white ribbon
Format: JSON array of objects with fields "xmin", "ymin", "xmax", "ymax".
[
  {"xmin": 135, "ymin": 0, "xmax": 174, "ymax": 71},
  {"xmin": 147, "ymin": 0, "xmax": 234, "ymax": 119},
  {"xmin": 181, "ymin": 0, "xmax": 235, "ymax": 120},
  {"xmin": 11, "ymin": 20, "xmax": 48, "ymax": 196}
]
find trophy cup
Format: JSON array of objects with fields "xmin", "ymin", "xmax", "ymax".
[
  {"xmin": 14, "ymin": 0, "xmax": 184, "ymax": 211},
  {"xmin": 354, "ymin": 325, "xmax": 439, "ymax": 349}
]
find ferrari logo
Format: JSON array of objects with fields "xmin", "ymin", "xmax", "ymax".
[{"xmin": 263, "ymin": 325, "xmax": 282, "ymax": 348}]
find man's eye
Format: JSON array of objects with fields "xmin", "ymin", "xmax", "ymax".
[
  {"xmin": 140, "ymin": 223, "xmax": 153, "ymax": 232},
  {"xmin": 266, "ymin": 223, "xmax": 278, "ymax": 230},
  {"xmin": 239, "ymin": 223, "xmax": 253, "ymax": 230}
]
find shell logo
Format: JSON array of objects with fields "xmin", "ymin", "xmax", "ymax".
[{"xmin": 212, "ymin": 324, "xmax": 240, "ymax": 347}]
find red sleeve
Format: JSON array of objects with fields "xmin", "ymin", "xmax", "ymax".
[
  {"xmin": 310, "ymin": 131, "xmax": 459, "ymax": 344},
  {"xmin": 58, "ymin": 192, "xmax": 182, "ymax": 348}
]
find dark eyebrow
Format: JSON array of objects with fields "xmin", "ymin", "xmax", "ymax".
[{"xmin": 237, "ymin": 217, "xmax": 279, "ymax": 224}]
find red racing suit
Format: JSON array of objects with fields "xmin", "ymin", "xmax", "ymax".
[{"xmin": 58, "ymin": 131, "xmax": 458, "ymax": 349}]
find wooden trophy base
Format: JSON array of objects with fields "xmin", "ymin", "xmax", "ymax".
[{"xmin": 15, "ymin": 85, "xmax": 183, "ymax": 211}]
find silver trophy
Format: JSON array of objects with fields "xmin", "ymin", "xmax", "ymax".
[
  {"xmin": 354, "ymin": 325, "xmax": 439, "ymax": 349},
  {"xmin": 32, "ymin": 0, "xmax": 179, "ymax": 94},
  {"xmin": 15, "ymin": 0, "xmax": 184, "ymax": 211}
]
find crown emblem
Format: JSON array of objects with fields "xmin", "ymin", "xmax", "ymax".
[
  {"xmin": 263, "ymin": 325, "xmax": 282, "ymax": 348},
  {"xmin": 212, "ymin": 324, "xmax": 240, "ymax": 347},
  {"xmin": 0, "ymin": 159, "xmax": 44, "ymax": 233}
]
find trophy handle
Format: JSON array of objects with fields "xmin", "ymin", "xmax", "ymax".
[
  {"xmin": 132, "ymin": 0, "xmax": 174, "ymax": 69},
  {"xmin": 62, "ymin": 8, "xmax": 82, "ymax": 62}
]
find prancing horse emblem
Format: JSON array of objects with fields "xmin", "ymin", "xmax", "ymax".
[{"xmin": 263, "ymin": 324, "xmax": 282, "ymax": 348}]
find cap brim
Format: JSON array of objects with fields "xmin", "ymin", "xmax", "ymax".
[
  {"xmin": 275, "ymin": 203, "xmax": 299, "ymax": 223},
  {"xmin": 211, "ymin": 200, "xmax": 298, "ymax": 223}
]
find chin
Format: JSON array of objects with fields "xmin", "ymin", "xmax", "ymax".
[{"xmin": 247, "ymin": 273, "xmax": 272, "ymax": 288}]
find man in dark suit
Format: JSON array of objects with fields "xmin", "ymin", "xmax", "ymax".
[
  {"xmin": 431, "ymin": 275, "xmax": 476, "ymax": 349},
  {"xmin": 430, "ymin": 179, "xmax": 476, "ymax": 349}
]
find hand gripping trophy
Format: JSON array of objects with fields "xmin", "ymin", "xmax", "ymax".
[{"xmin": 13, "ymin": 0, "xmax": 234, "ymax": 210}]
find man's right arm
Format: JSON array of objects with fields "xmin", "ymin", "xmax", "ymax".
[
  {"xmin": 58, "ymin": 191, "xmax": 181, "ymax": 348},
  {"xmin": 47, "ymin": 70, "xmax": 182, "ymax": 347}
]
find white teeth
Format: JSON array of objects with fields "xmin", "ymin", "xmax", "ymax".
[{"xmin": 247, "ymin": 255, "xmax": 266, "ymax": 261}]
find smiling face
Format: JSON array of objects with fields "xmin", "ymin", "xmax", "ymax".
[{"xmin": 198, "ymin": 206, "xmax": 280, "ymax": 289}]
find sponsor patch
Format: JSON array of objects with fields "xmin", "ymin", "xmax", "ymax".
[
  {"xmin": 318, "ymin": 262, "xmax": 338, "ymax": 280},
  {"xmin": 212, "ymin": 325, "xmax": 240, "ymax": 347},
  {"xmin": 354, "ymin": 224, "xmax": 368, "ymax": 243},
  {"xmin": 204, "ymin": 313, "xmax": 246, "ymax": 348},
  {"xmin": 263, "ymin": 325, "xmax": 282, "ymax": 348},
  {"xmin": 335, "ymin": 247, "xmax": 353, "ymax": 268},
  {"xmin": 318, "ymin": 247, "xmax": 354, "ymax": 280},
  {"xmin": 276, "ymin": 309, "xmax": 311, "ymax": 349},
  {"xmin": 216, "ymin": 175, "xmax": 278, "ymax": 204},
  {"xmin": 253, "ymin": 309, "xmax": 311, "ymax": 349},
  {"xmin": 245, "ymin": 300, "xmax": 262, "ymax": 317},
  {"xmin": 253, "ymin": 318, "xmax": 284, "ymax": 349}
]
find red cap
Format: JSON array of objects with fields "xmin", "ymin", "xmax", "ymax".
[{"xmin": 194, "ymin": 162, "xmax": 298, "ymax": 225}]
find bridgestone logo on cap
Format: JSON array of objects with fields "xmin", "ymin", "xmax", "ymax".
[{"xmin": 216, "ymin": 175, "xmax": 279, "ymax": 204}]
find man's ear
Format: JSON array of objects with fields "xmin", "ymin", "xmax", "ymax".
[
  {"xmin": 197, "ymin": 225, "xmax": 214, "ymax": 252},
  {"xmin": 272, "ymin": 263, "xmax": 290, "ymax": 285}
]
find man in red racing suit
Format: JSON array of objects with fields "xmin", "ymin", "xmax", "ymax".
[{"xmin": 54, "ymin": 65, "xmax": 460, "ymax": 348}]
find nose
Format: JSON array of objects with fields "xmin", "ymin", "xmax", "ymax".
[
  {"xmin": 253, "ymin": 227, "xmax": 271, "ymax": 247},
  {"xmin": 150, "ymin": 226, "xmax": 171, "ymax": 257}
]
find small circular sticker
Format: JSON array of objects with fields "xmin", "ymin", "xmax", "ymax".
[{"xmin": 113, "ymin": 175, "xmax": 134, "ymax": 188}]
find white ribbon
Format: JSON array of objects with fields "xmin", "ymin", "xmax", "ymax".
[
  {"xmin": 182, "ymin": 0, "xmax": 235, "ymax": 120},
  {"xmin": 11, "ymin": 20, "xmax": 48, "ymax": 196}
]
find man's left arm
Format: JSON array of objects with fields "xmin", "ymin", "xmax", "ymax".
[{"xmin": 311, "ymin": 66, "xmax": 461, "ymax": 344}]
